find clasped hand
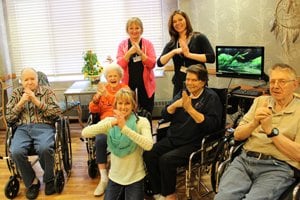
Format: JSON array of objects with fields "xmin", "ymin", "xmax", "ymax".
[
  {"xmin": 128, "ymin": 42, "xmax": 143, "ymax": 56},
  {"xmin": 179, "ymin": 39, "xmax": 190, "ymax": 57},
  {"xmin": 111, "ymin": 109, "xmax": 126, "ymax": 129},
  {"xmin": 254, "ymin": 101, "xmax": 272, "ymax": 134},
  {"xmin": 20, "ymin": 88, "xmax": 39, "ymax": 107},
  {"xmin": 173, "ymin": 91, "xmax": 192, "ymax": 111}
]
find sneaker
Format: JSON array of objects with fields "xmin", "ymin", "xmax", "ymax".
[
  {"xmin": 26, "ymin": 179, "xmax": 40, "ymax": 200},
  {"xmin": 153, "ymin": 194, "xmax": 165, "ymax": 200},
  {"xmin": 45, "ymin": 180, "xmax": 56, "ymax": 195},
  {"xmin": 93, "ymin": 181, "xmax": 108, "ymax": 196}
]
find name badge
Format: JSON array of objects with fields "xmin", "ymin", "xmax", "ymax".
[
  {"xmin": 133, "ymin": 55, "xmax": 142, "ymax": 62},
  {"xmin": 180, "ymin": 66, "xmax": 187, "ymax": 73}
]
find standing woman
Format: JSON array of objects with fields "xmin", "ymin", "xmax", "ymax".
[
  {"xmin": 117, "ymin": 17, "xmax": 156, "ymax": 114},
  {"xmin": 157, "ymin": 10, "xmax": 215, "ymax": 97}
]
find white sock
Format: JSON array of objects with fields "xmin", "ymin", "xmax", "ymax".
[{"xmin": 100, "ymin": 169, "xmax": 108, "ymax": 182}]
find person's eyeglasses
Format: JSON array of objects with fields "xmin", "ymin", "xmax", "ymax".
[{"xmin": 269, "ymin": 79, "xmax": 295, "ymax": 87}]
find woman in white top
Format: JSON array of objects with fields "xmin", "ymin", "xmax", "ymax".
[{"xmin": 82, "ymin": 88, "xmax": 153, "ymax": 200}]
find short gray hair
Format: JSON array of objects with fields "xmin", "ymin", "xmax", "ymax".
[
  {"xmin": 103, "ymin": 63, "xmax": 124, "ymax": 79},
  {"xmin": 268, "ymin": 63, "xmax": 297, "ymax": 79},
  {"xmin": 20, "ymin": 67, "xmax": 38, "ymax": 80}
]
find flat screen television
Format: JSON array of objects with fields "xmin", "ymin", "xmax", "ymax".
[{"xmin": 216, "ymin": 45, "xmax": 265, "ymax": 80}]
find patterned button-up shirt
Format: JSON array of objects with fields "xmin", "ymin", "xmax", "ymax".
[{"xmin": 6, "ymin": 85, "xmax": 61, "ymax": 126}]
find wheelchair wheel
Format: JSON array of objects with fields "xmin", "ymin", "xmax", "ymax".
[
  {"xmin": 144, "ymin": 174, "xmax": 154, "ymax": 196},
  {"xmin": 88, "ymin": 159, "xmax": 99, "ymax": 178},
  {"xmin": 62, "ymin": 118, "xmax": 72, "ymax": 174},
  {"xmin": 54, "ymin": 170, "xmax": 65, "ymax": 193},
  {"xmin": 4, "ymin": 176, "xmax": 20, "ymax": 199},
  {"xmin": 211, "ymin": 139, "xmax": 230, "ymax": 193}
]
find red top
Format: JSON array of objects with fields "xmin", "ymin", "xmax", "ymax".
[{"xmin": 88, "ymin": 83, "xmax": 128, "ymax": 120}]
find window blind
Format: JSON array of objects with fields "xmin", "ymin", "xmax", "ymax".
[{"xmin": 5, "ymin": 0, "xmax": 163, "ymax": 77}]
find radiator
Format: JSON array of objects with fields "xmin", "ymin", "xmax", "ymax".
[{"xmin": 152, "ymin": 100, "xmax": 171, "ymax": 118}]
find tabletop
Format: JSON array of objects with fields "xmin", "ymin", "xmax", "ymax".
[{"xmin": 64, "ymin": 80, "xmax": 98, "ymax": 96}]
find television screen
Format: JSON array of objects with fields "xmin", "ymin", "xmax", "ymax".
[{"xmin": 216, "ymin": 46, "xmax": 264, "ymax": 80}]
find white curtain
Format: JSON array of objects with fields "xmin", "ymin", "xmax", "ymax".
[{"xmin": 5, "ymin": 0, "xmax": 163, "ymax": 77}]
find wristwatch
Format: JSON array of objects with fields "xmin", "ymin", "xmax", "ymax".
[{"xmin": 267, "ymin": 128, "xmax": 279, "ymax": 138}]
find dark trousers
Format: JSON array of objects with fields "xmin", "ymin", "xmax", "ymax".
[
  {"xmin": 130, "ymin": 84, "xmax": 154, "ymax": 114},
  {"xmin": 143, "ymin": 137, "xmax": 199, "ymax": 196},
  {"xmin": 95, "ymin": 134, "xmax": 107, "ymax": 164}
]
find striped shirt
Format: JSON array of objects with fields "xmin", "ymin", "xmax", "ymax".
[{"xmin": 6, "ymin": 85, "xmax": 61, "ymax": 126}]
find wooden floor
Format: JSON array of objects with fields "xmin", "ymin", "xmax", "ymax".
[{"xmin": 0, "ymin": 122, "xmax": 215, "ymax": 200}]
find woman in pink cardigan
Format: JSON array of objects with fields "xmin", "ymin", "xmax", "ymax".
[{"xmin": 117, "ymin": 17, "xmax": 156, "ymax": 114}]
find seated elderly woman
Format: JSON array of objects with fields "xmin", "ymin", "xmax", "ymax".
[
  {"xmin": 144, "ymin": 64, "xmax": 223, "ymax": 200},
  {"xmin": 87, "ymin": 63, "xmax": 129, "ymax": 196},
  {"xmin": 82, "ymin": 88, "xmax": 153, "ymax": 200}
]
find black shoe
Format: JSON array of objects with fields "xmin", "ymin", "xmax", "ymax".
[
  {"xmin": 45, "ymin": 180, "xmax": 56, "ymax": 195},
  {"xmin": 26, "ymin": 179, "xmax": 40, "ymax": 200}
]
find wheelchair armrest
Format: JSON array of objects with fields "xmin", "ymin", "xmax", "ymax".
[
  {"xmin": 59, "ymin": 100, "xmax": 80, "ymax": 114},
  {"xmin": 157, "ymin": 118, "xmax": 171, "ymax": 130},
  {"xmin": 293, "ymin": 181, "xmax": 300, "ymax": 200},
  {"xmin": 187, "ymin": 129, "xmax": 227, "ymax": 165},
  {"xmin": 201, "ymin": 128, "xmax": 226, "ymax": 148},
  {"xmin": 151, "ymin": 118, "xmax": 171, "ymax": 142},
  {"xmin": 87, "ymin": 112, "xmax": 100, "ymax": 125}
]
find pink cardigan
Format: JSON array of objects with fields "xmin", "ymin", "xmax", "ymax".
[{"xmin": 116, "ymin": 38, "xmax": 156, "ymax": 98}]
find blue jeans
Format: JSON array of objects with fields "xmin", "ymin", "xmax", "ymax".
[
  {"xmin": 10, "ymin": 123, "xmax": 55, "ymax": 188},
  {"xmin": 214, "ymin": 151, "xmax": 295, "ymax": 200},
  {"xmin": 104, "ymin": 178, "xmax": 144, "ymax": 200}
]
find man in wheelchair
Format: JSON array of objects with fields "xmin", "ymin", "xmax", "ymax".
[
  {"xmin": 6, "ymin": 68, "xmax": 62, "ymax": 199},
  {"xmin": 215, "ymin": 63, "xmax": 300, "ymax": 200},
  {"xmin": 144, "ymin": 64, "xmax": 223, "ymax": 200}
]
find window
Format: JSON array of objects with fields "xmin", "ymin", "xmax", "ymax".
[{"xmin": 5, "ymin": 0, "xmax": 163, "ymax": 77}]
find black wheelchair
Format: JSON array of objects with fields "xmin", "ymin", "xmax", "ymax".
[
  {"xmin": 81, "ymin": 112, "xmax": 101, "ymax": 179},
  {"xmin": 211, "ymin": 131, "xmax": 300, "ymax": 200},
  {"xmin": 145, "ymin": 88, "xmax": 230, "ymax": 199},
  {"xmin": 3, "ymin": 116, "xmax": 72, "ymax": 199}
]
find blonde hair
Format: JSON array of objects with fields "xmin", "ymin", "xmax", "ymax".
[
  {"xmin": 113, "ymin": 88, "xmax": 137, "ymax": 111},
  {"xmin": 126, "ymin": 17, "xmax": 143, "ymax": 34}
]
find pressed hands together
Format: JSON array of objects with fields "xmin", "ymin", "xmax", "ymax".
[
  {"xmin": 17, "ymin": 88, "xmax": 41, "ymax": 109},
  {"xmin": 235, "ymin": 101, "xmax": 273, "ymax": 141}
]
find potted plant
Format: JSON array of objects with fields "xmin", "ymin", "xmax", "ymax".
[{"xmin": 82, "ymin": 50, "xmax": 103, "ymax": 84}]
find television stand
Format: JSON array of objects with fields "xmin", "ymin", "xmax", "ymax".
[
  {"xmin": 229, "ymin": 84, "xmax": 269, "ymax": 98},
  {"xmin": 253, "ymin": 82, "xmax": 268, "ymax": 89}
]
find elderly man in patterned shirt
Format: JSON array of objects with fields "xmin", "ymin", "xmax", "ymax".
[{"xmin": 6, "ymin": 67, "xmax": 61, "ymax": 199}]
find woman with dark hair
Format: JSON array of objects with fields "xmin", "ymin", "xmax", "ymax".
[
  {"xmin": 157, "ymin": 10, "xmax": 215, "ymax": 97},
  {"xmin": 144, "ymin": 65, "xmax": 223, "ymax": 200}
]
